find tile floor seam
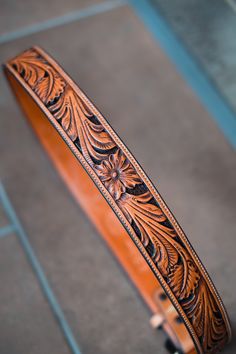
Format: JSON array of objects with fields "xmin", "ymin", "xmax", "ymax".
[
  {"xmin": 0, "ymin": 0, "xmax": 127, "ymax": 45},
  {"xmin": 0, "ymin": 183, "xmax": 82, "ymax": 354}
]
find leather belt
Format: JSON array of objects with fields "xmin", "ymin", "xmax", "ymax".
[{"xmin": 4, "ymin": 47, "xmax": 231, "ymax": 354}]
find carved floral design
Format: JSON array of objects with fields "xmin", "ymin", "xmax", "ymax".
[
  {"xmin": 49, "ymin": 87, "xmax": 116, "ymax": 165},
  {"xmin": 183, "ymin": 279, "xmax": 226, "ymax": 349},
  {"xmin": 95, "ymin": 149, "xmax": 142, "ymax": 200},
  {"xmin": 12, "ymin": 50, "xmax": 65, "ymax": 104},
  {"xmin": 118, "ymin": 191, "xmax": 201, "ymax": 296},
  {"xmin": 10, "ymin": 48, "xmax": 229, "ymax": 354}
]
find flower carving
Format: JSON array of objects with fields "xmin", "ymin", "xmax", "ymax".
[
  {"xmin": 95, "ymin": 149, "xmax": 142, "ymax": 200},
  {"xmin": 9, "ymin": 48, "xmax": 229, "ymax": 354}
]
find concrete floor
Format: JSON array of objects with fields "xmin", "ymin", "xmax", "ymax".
[
  {"xmin": 0, "ymin": 1, "xmax": 236, "ymax": 354},
  {"xmin": 152, "ymin": 0, "xmax": 236, "ymax": 113}
]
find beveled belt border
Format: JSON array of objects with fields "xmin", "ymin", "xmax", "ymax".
[{"xmin": 3, "ymin": 47, "xmax": 231, "ymax": 354}]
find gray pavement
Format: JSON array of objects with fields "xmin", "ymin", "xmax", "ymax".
[{"xmin": 0, "ymin": 2, "xmax": 235, "ymax": 354}]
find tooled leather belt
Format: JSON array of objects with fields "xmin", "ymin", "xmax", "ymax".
[{"xmin": 3, "ymin": 47, "xmax": 232, "ymax": 354}]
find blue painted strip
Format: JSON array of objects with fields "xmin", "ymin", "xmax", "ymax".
[
  {"xmin": 0, "ymin": 0, "xmax": 127, "ymax": 45},
  {"xmin": 0, "ymin": 183, "xmax": 82, "ymax": 354},
  {"xmin": 0, "ymin": 224, "xmax": 15, "ymax": 238},
  {"xmin": 129, "ymin": 0, "xmax": 236, "ymax": 148}
]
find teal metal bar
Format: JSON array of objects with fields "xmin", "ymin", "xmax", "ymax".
[
  {"xmin": 0, "ymin": 183, "xmax": 82, "ymax": 354},
  {"xmin": 129, "ymin": 0, "xmax": 236, "ymax": 148},
  {"xmin": 0, "ymin": 224, "xmax": 15, "ymax": 238}
]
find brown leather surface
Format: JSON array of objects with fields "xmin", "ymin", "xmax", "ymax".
[{"xmin": 4, "ymin": 47, "xmax": 232, "ymax": 354}]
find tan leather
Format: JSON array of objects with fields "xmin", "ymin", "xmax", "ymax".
[{"xmin": 4, "ymin": 47, "xmax": 231, "ymax": 354}]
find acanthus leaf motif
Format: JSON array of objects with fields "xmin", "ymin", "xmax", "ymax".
[
  {"xmin": 182, "ymin": 280, "xmax": 226, "ymax": 352},
  {"xmin": 11, "ymin": 49, "xmax": 66, "ymax": 104},
  {"xmin": 119, "ymin": 191, "xmax": 179, "ymax": 276},
  {"xmin": 34, "ymin": 69, "xmax": 65, "ymax": 104},
  {"xmin": 10, "ymin": 48, "xmax": 229, "ymax": 354},
  {"xmin": 49, "ymin": 87, "xmax": 116, "ymax": 165},
  {"xmin": 11, "ymin": 49, "xmax": 45, "ymax": 87},
  {"xmin": 119, "ymin": 191, "xmax": 202, "ymax": 300},
  {"xmin": 119, "ymin": 190, "xmax": 226, "ymax": 353},
  {"xmin": 168, "ymin": 260, "xmax": 200, "ymax": 300}
]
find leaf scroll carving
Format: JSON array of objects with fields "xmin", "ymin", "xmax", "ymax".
[
  {"xmin": 12, "ymin": 49, "xmax": 65, "ymax": 104},
  {"xmin": 49, "ymin": 87, "xmax": 116, "ymax": 165},
  {"xmin": 168, "ymin": 260, "xmax": 200, "ymax": 300},
  {"xmin": 9, "ymin": 48, "xmax": 229, "ymax": 354},
  {"xmin": 183, "ymin": 280, "xmax": 226, "ymax": 351},
  {"xmin": 119, "ymin": 191, "xmax": 179, "ymax": 276},
  {"xmin": 118, "ymin": 190, "xmax": 226, "ymax": 353}
]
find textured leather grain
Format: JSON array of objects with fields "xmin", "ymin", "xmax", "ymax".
[{"xmin": 3, "ymin": 47, "xmax": 232, "ymax": 354}]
